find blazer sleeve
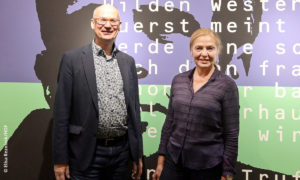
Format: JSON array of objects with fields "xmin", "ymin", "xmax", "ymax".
[
  {"xmin": 131, "ymin": 58, "xmax": 144, "ymax": 159},
  {"xmin": 52, "ymin": 53, "xmax": 73, "ymax": 164}
]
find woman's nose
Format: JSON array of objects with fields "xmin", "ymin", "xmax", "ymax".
[{"xmin": 200, "ymin": 49, "xmax": 208, "ymax": 56}]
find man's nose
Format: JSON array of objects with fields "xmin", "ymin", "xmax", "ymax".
[{"xmin": 104, "ymin": 21, "xmax": 112, "ymax": 27}]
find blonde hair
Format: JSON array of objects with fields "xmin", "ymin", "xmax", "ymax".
[{"xmin": 189, "ymin": 28, "xmax": 222, "ymax": 55}]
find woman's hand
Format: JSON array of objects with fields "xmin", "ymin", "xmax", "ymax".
[
  {"xmin": 152, "ymin": 155, "xmax": 165, "ymax": 180},
  {"xmin": 221, "ymin": 175, "xmax": 233, "ymax": 180},
  {"xmin": 152, "ymin": 164, "xmax": 163, "ymax": 180}
]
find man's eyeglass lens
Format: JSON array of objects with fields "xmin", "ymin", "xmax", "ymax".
[{"xmin": 95, "ymin": 18, "xmax": 119, "ymax": 25}]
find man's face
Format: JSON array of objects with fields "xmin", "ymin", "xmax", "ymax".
[{"xmin": 91, "ymin": 6, "xmax": 121, "ymax": 43}]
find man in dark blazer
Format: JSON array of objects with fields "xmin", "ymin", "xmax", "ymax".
[{"xmin": 53, "ymin": 4, "xmax": 143, "ymax": 180}]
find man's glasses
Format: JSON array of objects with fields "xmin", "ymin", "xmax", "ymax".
[{"xmin": 93, "ymin": 18, "xmax": 120, "ymax": 26}]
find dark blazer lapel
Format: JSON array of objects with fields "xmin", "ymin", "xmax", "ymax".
[
  {"xmin": 116, "ymin": 52, "xmax": 130, "ymax": 108},
  {"xmin": 81, "ymin": 44, "xmax": 99, "ymax": 114}
]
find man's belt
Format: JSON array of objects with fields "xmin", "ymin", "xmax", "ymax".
[{"xmin": 97, "ymin": 135, "xmax": 127, "ymax": 146}]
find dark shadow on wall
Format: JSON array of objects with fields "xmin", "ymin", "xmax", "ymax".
[
  {"xmin": 133, "ymin": 0, "xmax": 263, "ymax": 79},
  {"xmin": 0, "ymin": 109, "xmax": 54, "ymax": 179},
  {"xmin": 211, "ymin": 0, "xmax": 263, "ymax": 78},
  {"xmin": 35, "ymin": 0, "xmax": 97, "ymax": 109},
  {"xmin": 0, "ymin": 1, "xmax": 98, "ymax": 179}
]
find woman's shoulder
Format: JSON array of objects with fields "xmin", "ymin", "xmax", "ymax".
[
  {"xmin": 215, "ymin": 69, "xmax": 238, "ymax": 90},
  {"xmin": 172, "ymin": 70, "xmax": 192, "ymax": 85},
  {"xmin": 174, "ymin": 68, "xmax": 194, "ymax": 79}
]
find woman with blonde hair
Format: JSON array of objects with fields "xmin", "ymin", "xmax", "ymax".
[{"xmin": 152, "ymin": 28, "xmax": 239, "ymax": 180}]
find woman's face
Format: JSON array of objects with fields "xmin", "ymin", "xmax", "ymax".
[{"xmin": 191, "ymin": 35, "xmax": 218, "ymax": 69}]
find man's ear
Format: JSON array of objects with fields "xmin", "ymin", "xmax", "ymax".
[
  {"xmin": 91, "ymin": 20, "xmax": 95, "ymax": 30},
  {"xmin": 118, "ymin": 21, "xmax": 122, "ymax": 31}
]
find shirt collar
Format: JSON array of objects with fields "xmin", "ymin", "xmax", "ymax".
[
  {"xmin": 92, "ymin": 40, "xmax": 118, "ymax": 59},
  {"xmin": 188, "ymin": 65, "xmax": 219, "ymax": 82}
]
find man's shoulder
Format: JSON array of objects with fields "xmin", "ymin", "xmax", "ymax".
[
  {"xmin": 116, "ymin": 50, "xmax": 134, "ymax": 61},
  {"xmin": 64, "ymin": 44, "xmax": 91, "ymax": 57}
]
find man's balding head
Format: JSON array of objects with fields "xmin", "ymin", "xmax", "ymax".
[{"xmin": 93, "ymin": 4, "xmax": 120, "ymax": 20}]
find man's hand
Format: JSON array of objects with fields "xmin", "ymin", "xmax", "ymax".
[
  {"xmin": 54, "ymin": 164, "xmax": 70, "ymax": 180},
  {"xmin": 132, "ymin": 158, "xmax": 143, "ymax": 180}
]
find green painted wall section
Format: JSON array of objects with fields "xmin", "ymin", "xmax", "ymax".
[
  {"xmin": 237, "ymin": 86, "xmax": 300, "ymax": 175},
  {"xmin": 0, "ymin": 82, "xmax": 49, "ymax": 150},
  {"xmin": 1, "ymin": 83, "xmax": 299, "ymax": 175}
]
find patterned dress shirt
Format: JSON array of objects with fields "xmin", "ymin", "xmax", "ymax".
[{"xmin": 92, "ymin": 41, "xmax": 128, "ymax": 138}]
